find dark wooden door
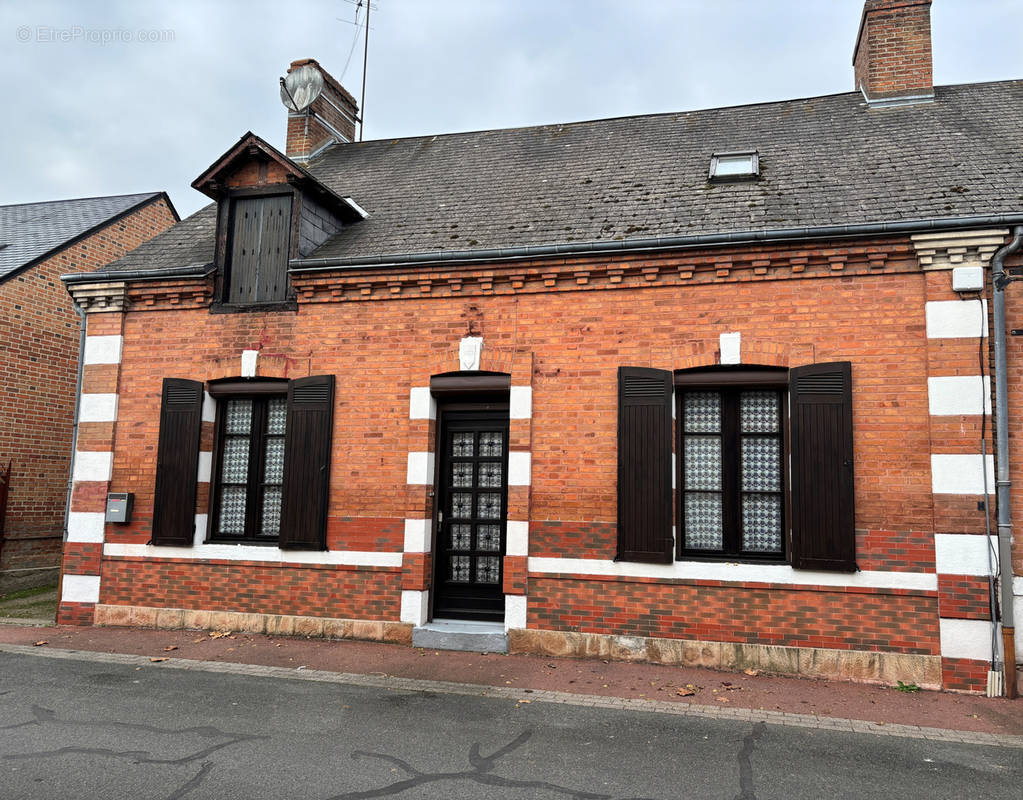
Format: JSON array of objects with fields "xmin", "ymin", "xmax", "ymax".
[{"xmin": 432, "ymin": 410, "xmax": 509, "ymax": 621}]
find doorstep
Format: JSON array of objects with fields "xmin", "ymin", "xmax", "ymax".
[{"xmin": 412, "ymin": 619, "xmax": 509, "ymax": 653}]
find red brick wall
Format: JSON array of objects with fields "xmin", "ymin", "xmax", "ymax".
[
  {"xmin": 527, "ymin": 576, "xmax": 939, "ymax": 654},
  {"xmin": 88, "ymin": 242, "xmax": 951, "ymax": 653},
  {"xmin": 100, "ymin": 558, "xmax": 401, "ymax": 620},
  {"xmin": 0, "ymin": 198, "xmax": 176, "ymax": 569}
]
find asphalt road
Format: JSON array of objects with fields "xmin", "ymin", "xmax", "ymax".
[{"xmin": 0, "ymin": 651, "xmax": 1019, "ymax": 800}]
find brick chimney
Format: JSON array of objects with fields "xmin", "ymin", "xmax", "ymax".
[
  {"xmin": 852, "ymin": 0, "xmax": 934, "ymax": 105},
  {"xmin": 283, "ymin": 58, "xmax": 359, "ymax": 162}
]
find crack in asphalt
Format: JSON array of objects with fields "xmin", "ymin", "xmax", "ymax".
[
  {"xmin": 1, "ymin": 704, "xmax": 263, "ymax": 798},
  {"xmin": 326, "ymin": 730, "xmax": 658, "ymax": 800},
  {"xmin": 733, "ymin": 722, "xmax": 766, "ymax": 800}
]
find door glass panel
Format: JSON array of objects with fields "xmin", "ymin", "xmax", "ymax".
[
  {"xmin": 450, "ymin": 556, "xmax": 470, "ymax": 582},
  {"xmin": 479, "ymin": 432, "xmax": 503, "ymax": 457},
  {"xmin": 452, "ymin": 432, "xmax": 474, "ymax": 457},
  {"xmin": 451, "ymin": 524, "xmax": 471, "ymax": 550},
  {"xmin": 478, "ymin": 493, "xmax": 502, "ymax": 519},
  {"xmin": 478, "ymin": 462, "xmax": 502, "ymax": 488},
  {"xmin": 451, "ymin": 462, "xmax": 473, "ymax": 487},
  {"xmin": 476, "ymin": 556, "xmax": 500, "ymax": 583},
  {"xmin": 477, "ymin": 524, "xmax": 501, "ymax": 551},
  {"xmin": 451, "ymin": 493, "xmax": 472, "ymax": 518}
]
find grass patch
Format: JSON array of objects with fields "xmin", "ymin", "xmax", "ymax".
[{"xmin": 0, "ymin": 583, "xmax": 58, "ymax": 603}]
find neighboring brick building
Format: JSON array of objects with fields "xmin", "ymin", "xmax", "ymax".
[
  {"xmin": 0, "ymin": 193, "xmax": 177, "ymax": 588},
  {"xmin": 57, "ymin": 1, "xmax": 1023, "ymax": 693}
]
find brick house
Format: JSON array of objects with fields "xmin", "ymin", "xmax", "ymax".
[
  {"xmin": 0, "ymin": 193, "xmax": 177, "ymax": 589},
  {"xmin": 56, "ymin": 0, "xmax": 1023, "ymax": 693}
]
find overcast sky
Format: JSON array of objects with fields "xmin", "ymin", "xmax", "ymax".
[{"xmin": 1, "ymin": 0, "xmax": 1019, "ymax": 218}]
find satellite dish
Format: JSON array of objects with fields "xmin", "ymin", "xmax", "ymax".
[{"xmin": 280, "ymin": 64, "xmax": 324, "ymax": 112}]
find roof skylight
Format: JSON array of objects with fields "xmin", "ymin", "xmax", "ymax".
[{"xmin": 709, "ymin": 151, "xmax": 759, "ymax": 182}]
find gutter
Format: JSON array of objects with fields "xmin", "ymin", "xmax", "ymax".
[
  {"xmin": 60, "ymin": 264, "xmax": 214, "ymax": 285},
  {"xmin": 57, "ymin": 299, "xmax": 86, "ymax": 619},
  {"xmin": 991, "ymin": 225, "xmax": 1023, "ymax": 699},
  {"xmin": 289, "ymin": 213, "xmax": 1023, "ymax": 273}
]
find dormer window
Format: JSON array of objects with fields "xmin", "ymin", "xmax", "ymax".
[
  {"xmin": 191, "ymin": 132, "xmax": 367, "ymax": 312},
  {"xmin": 225, "ymin": 192, "xmax": 293, "ymax": 305},
  {"xmin": 709, "ymin": 151, "xmax": 759, "ymax": 182}
]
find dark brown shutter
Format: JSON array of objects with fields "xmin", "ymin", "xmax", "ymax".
[
  {"xmin": 616, "ymin": 367, "xmax": 674, "ymax": 563},
  {"xmin": 227, "ymin": 194, "xmax": 292, "ymax": 304},
  {"xmin": 152, "ymin": 378, "xmax": 203, "ymax": 546},
  {"xmin": 789, "ymin": 361, "xmax": 856, "ymax": 571},
  {"xmin": 278, "ymin": 375, "xmax": 335, "ymax": 550}
]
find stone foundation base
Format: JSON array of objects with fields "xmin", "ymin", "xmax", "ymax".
[
  {"xmin": 509, "ymin": 628, "xmax": 942, "ymax": 689},
  {"xmin": 94, "ymin": 604, "xmax": 413, "ymax": 646}
]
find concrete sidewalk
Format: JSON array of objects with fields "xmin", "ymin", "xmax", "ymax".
[{"xmin": 1, "ymin": 622, "xmax": 1020, "ymax": 745}]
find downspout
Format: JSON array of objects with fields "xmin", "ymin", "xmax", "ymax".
[{"xmin": 991, "ymin": 225, "xmax": 1023, "ymax": 699}]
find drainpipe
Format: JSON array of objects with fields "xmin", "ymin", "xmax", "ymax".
[{"xmin": 991, "ymin": 225, "xmax": 1023, "ymax": 699}]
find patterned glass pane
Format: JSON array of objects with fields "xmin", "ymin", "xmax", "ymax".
[
  {"xmin": 452, "ymin": 462, "xmax": 473, "ymax": 488},
  {"xmin": 477, "ymin": 556, "xmax": 501, "ymax": 584},
  {"xmin": 741, "ymin": 438, "xmax": 781, "ymax": 491},
  {"xmin": 478, "ymin": 493, "xmax": 502, "ymax": 519},
  {"xmin": 263, "ymin": 437, "xmax": 285, "ymax": 483},
  {"xmin": 266, "ymin": 397, "xmax": 287, "ymax": 435},
  {"xmin": 478, "ymin": 462, "xmax": 502, "ymax": 488},
  {"xmin": 451, "ymin": 524, "xmax": 471, "ymax": 550},
  {"xmin": 740, "ymin": 391, "xmax": 779, "ymax": 433},
  {"xmin": 477, "ymin": 524, "xmax": 501, "ymax": 551},
  {"xmin": 450, "ymin": 556, "xmax": 470, "ymax": 582},
  {"xmin": 221, "ymin": 437, "xmax": 250, "ymax": 483},
  {"xmin": 218, "ymin": 485, "xmax": 247, "ymax": 535},
  {"xmin": 683, "ymin": 391, "xmax": 721, "ymax": 433},
  {"xmin": 224, "ymin": 399, "xmax": 252, "ymax": 434},
  {"xmin": 742, "ymin": 494, "xmax": 783, "ymax": 552},
  {"xmin": 260, "ymin": 487, "xmax": 282, "ymax": 537},
  {"xmin": 452, "ymin": 433, "xmax": 474, "ymax": 457},
  {"xmin": 684, "ymin": 492, "xmax": 722, "ymax": 550},
  {"xmin": 451, "ymin": 493, "xmax": 473, "ymax": 518},
  {"xmin": 684, "ymin": 436, "xmax": 721, "ymax": 490},
  {"xmin": 479, "ymin": 432, "xmax": 504, "ymax": 457}
]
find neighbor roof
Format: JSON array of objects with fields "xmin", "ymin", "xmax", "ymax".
[
  {"xmin": 0, "ymin": 193, "xmax": 172, "ymax": 282},
  {"xmin": 100, "ymin": 80, "xmax": 1023, "ymax": 275}
]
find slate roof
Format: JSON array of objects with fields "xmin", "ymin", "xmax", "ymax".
[
  {"xmin": 100, "ymin": 80, "xmax": 1023, "ymax": 275},
  {"xmin": 0, "ymin": 193, "xmax": 167, "ymax": 281}
]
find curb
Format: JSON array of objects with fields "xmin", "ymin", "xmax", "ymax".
[{"xmin": 2, "ymin": 643, "xmax": 1021, "ymax": 749}]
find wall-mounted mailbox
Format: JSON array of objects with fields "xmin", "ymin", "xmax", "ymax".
[{"xmin": 105, "ymin": 492, "xmax": 134, "ymax": 523}]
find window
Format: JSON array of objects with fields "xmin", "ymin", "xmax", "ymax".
[
  {"xmin": 678, "ymin": 378, "xmax": 786, "ymax": 560},
  {"xmin": 224, "ymin": 193, "xmax": 293, "ymax": 305},
  {"xmin": 616, "ymin": 363, "xmax": 855, "ymax": 571},
  {"xmin": 211, "ymin": 392, "xmax": 288, "ymax": 542},
  {"xmin": 709, "ymin": 151, "xmax": 759, "ymax": 182},
  {"xmin": 151, "ymin": 375, "xmax": 335, "ymax": 550}
]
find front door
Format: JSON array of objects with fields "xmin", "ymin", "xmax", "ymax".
[{"xmin": 432, "ymin": 409, "xmax": 509, "ymax": 621}]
